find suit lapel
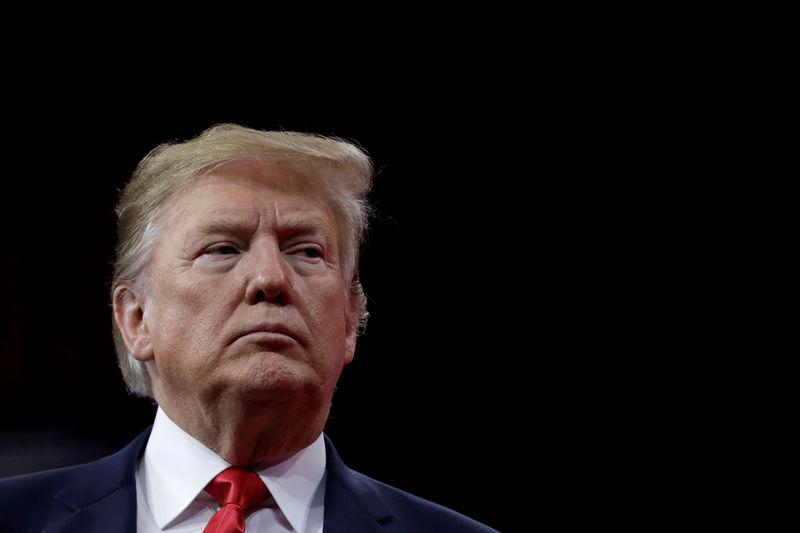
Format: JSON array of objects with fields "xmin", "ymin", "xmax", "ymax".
[
  {"xmin": 36, "ymin": 430, "xmax": 388, "ymax": 532},
  {"xmin": 43, "ymin": 428, "xmax": 151, "ymax": 533},
  {"xmin": 322, "ymin": 436, "xmax": 394, "ymax": 533}
]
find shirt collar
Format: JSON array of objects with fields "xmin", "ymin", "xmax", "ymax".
[
  {"xmin": 139, "ymin": 407, "xmax": 326, "ymax": 532},
  {"xmin": 258, "ymin": 432, "xmax": 327, "ymax": 532}
]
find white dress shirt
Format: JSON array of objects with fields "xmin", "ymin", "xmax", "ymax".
[{"xmin": 135, "ymin": 408, "xmax": 326, "ymax": 533}]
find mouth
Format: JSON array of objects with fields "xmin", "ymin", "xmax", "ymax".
[{"xmin": 238, "ymin": 322, "xmax": 302, "ymax": 347}]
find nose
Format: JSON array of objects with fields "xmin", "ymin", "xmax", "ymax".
[{"xmin": 244, "ymin": 241, "xmax": 292, "ymax": 306}]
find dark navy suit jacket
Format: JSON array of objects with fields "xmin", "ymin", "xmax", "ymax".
[{"xmin": 0, "ymin": 428, "xmax": 498, "ymax": 532}]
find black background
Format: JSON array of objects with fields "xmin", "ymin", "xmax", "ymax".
[
  {"xmin": 0, "ymin": 35, "xmax": 737, "ymax": 533},
  {"xmin": 0, "ymin": 12, "xmax": 757, "ymax": 532},
  {"xmin": 0, "ymin": 91, "xmax": 531, "ymax": 532}
]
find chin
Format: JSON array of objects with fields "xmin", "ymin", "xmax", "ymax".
[{"xmin": 234, "ymin": 354, "xmax": 329, "ymax": 401}]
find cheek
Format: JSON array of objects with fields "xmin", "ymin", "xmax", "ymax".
[
  {"xmin": 305, "ymin": 286, "xmax": 350, "ymax": 358},
  {"xmin": 147, "ymin": 282, "xmax": 230, "ymax": 369}
]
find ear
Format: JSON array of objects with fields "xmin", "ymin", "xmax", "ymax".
[
  {"xmin": 342, "ymin": 289, "xmax": 360, "ymax": 366},
  {"xmin": 112, "ymin": 284, "xmax": 154, "ymax": 362}
]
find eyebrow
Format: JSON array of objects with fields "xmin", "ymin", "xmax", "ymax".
[
  {"xmin": 190, "ymin": 212, "xmax": 333, "ymax": 242},
  {"xmin": 277, "ymin": 214, "xmax": 332, "ymax": 238},
  {"xmin": 194, "ymin": 215, "xmax": 256, "ymax": 237}
]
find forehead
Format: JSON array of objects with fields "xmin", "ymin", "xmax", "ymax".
[{"xmin": 165, "ymin": 159, "xmax": 336, "ymax": 231}]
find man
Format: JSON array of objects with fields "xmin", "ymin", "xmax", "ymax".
[{"xmin": 0, "ymin": 124, "xmax": 498, "ymax": 532}]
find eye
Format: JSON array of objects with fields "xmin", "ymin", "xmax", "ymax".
[
  {"xmin": 216, "ymin": 245, "xmax": 239, "ymax": 255},
  {"xmin": 204, "ymin": 244, "xmax": 240, "ymax": 255},
  {"xmin": 300, "ymin": 247, "xmax": 322, "ymax": 258},
  {"xmin": 286, "ymin": 244, "xmax": 324, "ymax": 260}
]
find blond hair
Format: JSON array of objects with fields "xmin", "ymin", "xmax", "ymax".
[{"xmin": 111, "ymin": 123, "xmax": 374, "ymax": 397}]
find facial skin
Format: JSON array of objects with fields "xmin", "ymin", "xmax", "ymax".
[{"xmin": 113, "ymin": 159, "xmax": 358, "ymax": 466}]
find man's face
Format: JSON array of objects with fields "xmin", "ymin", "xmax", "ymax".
[{"xmin": 140, "ymin": 159, "xmax": 357, "ymax": 419}]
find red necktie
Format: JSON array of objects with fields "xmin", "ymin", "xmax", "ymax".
[{"xmin": 203, "ymin": 467, "xmax": 269, "ymax": 533}]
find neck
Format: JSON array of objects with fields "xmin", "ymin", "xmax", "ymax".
[{"xmin": 156, "ymin": 392, "xmax": 329, "ymax": 467}]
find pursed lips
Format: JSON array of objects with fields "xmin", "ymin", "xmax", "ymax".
[{"xmin": 236, "ymin": 322, "xmax": 303, "ymax": 347}]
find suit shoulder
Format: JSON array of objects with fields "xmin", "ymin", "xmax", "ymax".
[
  {"xmin": 351, "ymin": 470, "xmax": 500, "ymax": 533},
  {"xmin": 0, "ymin": 463, "xmax": 90, "ymax": 529},
  {"xmin": 0, "ymin": 461, "xmax": 88, "ymax": 500},
  {"xmin": 0, "ymin": 427, "xmax": 150, "ymax": 531}
]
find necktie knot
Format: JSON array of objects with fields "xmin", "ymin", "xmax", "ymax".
[{"xmin": 204, "ymin": 467, "xmax": 268, "ymax": 533}]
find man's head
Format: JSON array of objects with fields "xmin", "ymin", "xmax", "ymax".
[{"xmin": 110, "ymin": 125, "xmax": 373, "ymax": 425}]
